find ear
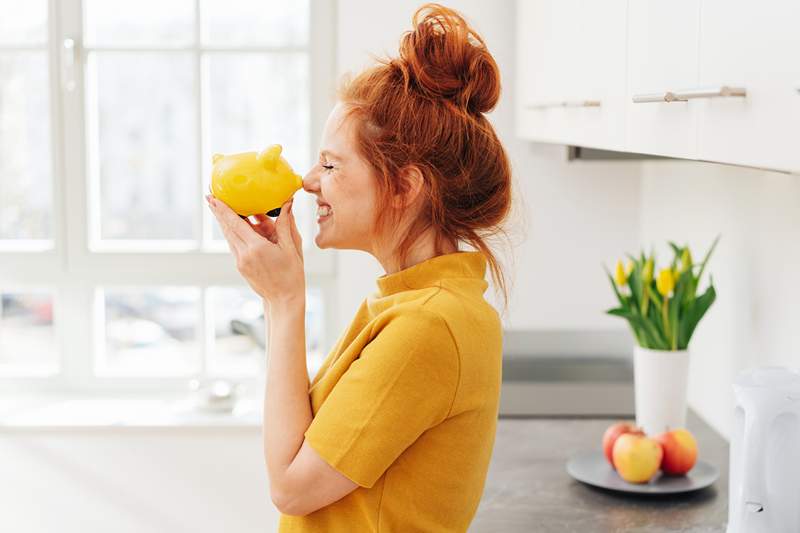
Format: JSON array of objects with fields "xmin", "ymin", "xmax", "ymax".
[
  {"xmin": 257, "ymin": 144, "xmax": 283, "ymax": 170},
  {"xmin": 392, "ymin": 166, "xmax": 425, "ymax": 209},
  {"xmin": 212, "ymin": 153, "xmax": 224, "ymax": 164}
]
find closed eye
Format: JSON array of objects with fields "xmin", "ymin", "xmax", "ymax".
[{"xmin": 322, "ymin": 164, "xmax": 335, "ymax": 172}]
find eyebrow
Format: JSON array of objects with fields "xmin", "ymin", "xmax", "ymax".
[{"xmin": 320, "ymin": 149, "xmax": 343, "ymax": 161}]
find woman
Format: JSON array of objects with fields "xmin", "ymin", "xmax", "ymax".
[{"xmin": 207, "ymin": 3, "xmax": 513, "ymax": 531}]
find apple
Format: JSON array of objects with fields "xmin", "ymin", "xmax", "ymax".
[
  {"xmin": 612, "ymin": 433, "xmax": 663, "ymax": 484},
  {"xmin": 655, "ymin": 428, "xmax": 698, "ymax": 475},
  {"xmin": 602, "ymin": 422, "xmax": 644, "ymax": 468}
]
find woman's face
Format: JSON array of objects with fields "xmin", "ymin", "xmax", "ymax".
[{"xmin": 302, "ymin": 103, "xmax": 383, "ymax": 253}]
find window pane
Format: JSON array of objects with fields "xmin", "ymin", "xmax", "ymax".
[
  {"xmin": 0, "ymin": 290, "xmax": 57, "ymax": 374},
  {"xmin": 207, "ymin": 286, "xmax": 324, "ymax": 376},
  {"xmin": 0, "ymin": 52, "xmax": 52, "ymax": 241},
  {"xmin": 88, "ymin": 52, "xmax": 197, "ymax": 241},
  {"xmin": 207, "ymin": 287, "xmax": 264, "ymax": 376},
  {"xmin": 0, "ymin": 0, "xmax": 47, "ymax": 46},
  {"xmin": 204, "ymin": 52, "xmax": 308, "ymax": 242},
  {"xmin": 84, "ymin": 0, "xmax": 195, "ymax": 48},
  {"xmin": 200, "ymin": 0, "xmax": 309, "ymax": 48},
  {"xmin": 99, "ymin": 287, "xmax": 200, "ymax": 376}
]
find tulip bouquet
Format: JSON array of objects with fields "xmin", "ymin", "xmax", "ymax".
[{"xmin": 604, "ymin": 236, "xmax": 719, "ymax": 351}]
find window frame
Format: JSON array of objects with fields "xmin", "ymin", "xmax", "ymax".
[{"xmin": 0, "ymin": 0, "xmax": 338, "ymax": 394}]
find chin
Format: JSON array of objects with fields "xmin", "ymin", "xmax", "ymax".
[{"xmin": 314, "ymin": 231, "xmax": 336, "ymax": 250}]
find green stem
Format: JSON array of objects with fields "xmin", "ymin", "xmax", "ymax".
[
  {"xmin": 661, "ymin": 297, "xmax": 670, "ymax": 348},
  {"xmin": 641, "ymin": 284, "xmax": 650, "ymax": 317}
]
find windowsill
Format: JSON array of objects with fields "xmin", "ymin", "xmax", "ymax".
[{"xmin": 0, "ymin": 391, "xmax": 263, "ymax": 431}]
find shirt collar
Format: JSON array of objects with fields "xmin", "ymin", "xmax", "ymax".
[{"xmin": 375, "ymin": 251, "xmax": 488, "ymax": 297}]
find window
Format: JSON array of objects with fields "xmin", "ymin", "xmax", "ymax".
[{"xmin": 0, "ymin": 0, "xmax": 336, "ymax": 393}]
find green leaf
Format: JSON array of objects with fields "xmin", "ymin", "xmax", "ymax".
[
  {"xmin": 696, "ymin": 234, "xmax": 721, "ymax": 285},
  {"xmin": 669, "ymin": 271, "xmax": 690, "ymax": 350},
  {"xmin": 604, "ymin": 266, "xmax": 626, "ymax": 307},
  {"xmin": 633, "ymin": 302, "xmax": 669, "ymax": 350},
  {"xmin": 648, "ymin": 287, "xmax": 663, "ymax": 309},
  {"xmin": 680, "ymin": 283, "xmax": 717, "ymax": 347},
  {"xmin": 606, "ymin": 307, "xmax": 646, "ymax": 347},
  {"xmin": 628, "ymin": 263, "xmax": 642, "ymax": 309}
]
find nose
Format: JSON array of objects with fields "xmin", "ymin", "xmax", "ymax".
[{"xmin": 302, "ymin": 169, "xmax": 319, "ymax": 193}]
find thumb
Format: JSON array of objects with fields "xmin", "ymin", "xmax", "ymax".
[
  {"xmin": 276, "ymin": 199, "xmax": 294, "ymax": 250},
  {"xmin": 288, "ymin": 202, "xmax": 303, "ymax": 258}
]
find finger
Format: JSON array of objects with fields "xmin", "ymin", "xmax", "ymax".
[
  {"xmin": 209, "ymin": 197, "xmax": 260, "ymax": 248},
  {"xmin": 287, "ymin": 202, "xmax": 303, "ymax": 257},
  {"xmin": 249, "ymin": 214, "xmax": 278, "ymax": 243},
  {"xmin": 275, "ymin": 199, "xmax": 294, "ymax": 250},
  {"xmin": 207, "ymin": 201, "xmax": 246, "ymax": 255}
]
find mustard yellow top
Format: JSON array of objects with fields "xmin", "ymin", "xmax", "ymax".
[{"xmin": 278, "ymin": 251, "xmax": 503, "ymax": 532}]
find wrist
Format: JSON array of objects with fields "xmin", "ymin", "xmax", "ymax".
[{"xmin": 266, "ymin": 294, "xmax": 305, "ymax": 315}]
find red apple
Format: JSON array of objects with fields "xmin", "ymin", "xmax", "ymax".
[
  {"xmin": 655, "ymin": 428, "xmax": 698, "ymax": 475},
  {"xmin": 612, "ymin": 433, "xmax": 664, "ymax": 483},
  {"xmin": 602, "ymin": 422, "xmax": 644, "ymax": 468}
]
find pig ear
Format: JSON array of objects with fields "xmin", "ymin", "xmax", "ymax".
[
  {"xmin": 212, "ymin": 153, "xmax": 224, "ymax": 164},
  {"xmin": 257, "ymin": 144, "xmax": 282, "ymax": 169}
]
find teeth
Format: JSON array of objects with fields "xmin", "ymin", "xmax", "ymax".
[{"xmin": 317, "ymin": 205, "xmax": 332, "ymax": 217}]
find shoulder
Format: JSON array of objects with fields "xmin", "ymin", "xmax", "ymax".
[
  {"xmin": 370, "ymin": 303, "xmax": 458, "ymax": 353},
  {"xmin": 422, "ymin": 285, "xmax": 501, "ymax": 333}
]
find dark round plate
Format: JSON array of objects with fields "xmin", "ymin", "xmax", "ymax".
[{"xmin": 566, "ymin": 450, "xmax": 719, "ymax": 494}]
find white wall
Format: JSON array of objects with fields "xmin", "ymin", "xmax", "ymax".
[
  {"xmin": 331, "ymin": 0, "xmax": 642, "ymax": 334},
  {"xmin": 640, "ymin": 160, "xmax": 800, "ymax": 440}
]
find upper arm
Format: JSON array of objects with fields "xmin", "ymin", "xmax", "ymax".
[
  {"xmin": 276, "ymin": 309, "xmax": 459, "ymax": 516},
  {"xmin": 273, "ymin": 438, "xmax": 360, "ymax": 516}
]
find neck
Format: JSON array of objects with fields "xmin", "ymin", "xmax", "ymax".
[{"xmin": 374, "ymin": 227, "xmax": 458, "ymax": 275}]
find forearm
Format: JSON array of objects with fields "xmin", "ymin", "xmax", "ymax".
[{"xmin": 262, "ymin": 295, "xmax": 313, "ymax": 495}]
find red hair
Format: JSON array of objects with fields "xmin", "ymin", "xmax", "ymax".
[{"xmin": 338, "ymin": 3, "xmax": 514, "ymax": 311}]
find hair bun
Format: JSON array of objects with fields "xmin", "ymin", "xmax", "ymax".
[{"xmin": 396, "ymin": 3, "xmax": 500, "ymax": 114}]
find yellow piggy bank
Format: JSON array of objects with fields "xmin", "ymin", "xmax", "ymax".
[{"xmin": 210, "ymin": 144, "xmax": 303, "ymax": 217}]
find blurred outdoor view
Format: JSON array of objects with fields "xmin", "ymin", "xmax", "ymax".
[{"xmin": 0, "ymin": 0, "xmax": 326, "ymax": 379}]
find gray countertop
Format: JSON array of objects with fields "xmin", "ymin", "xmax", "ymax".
[{"xmin": 471, "ymin": 410, "xmax": 729, "ymax": 532}]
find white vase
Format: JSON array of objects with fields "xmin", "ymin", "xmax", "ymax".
[{"xmin": 633, "ymin": 345, "xmax": 690, "ymax": 436}]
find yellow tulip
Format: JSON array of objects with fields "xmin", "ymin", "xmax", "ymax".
[
  {"xmin": 681, "ymin": 247, "xmax": 693, "ymax": 273},
  {"xmin": 615, "ymin": 260, "xmax": 627, "ymax": 286},
  {"xmin": 625, "ymin": 260, "xmax": 634, "ymax": 277},
  {"xmin": 656, "ymin": 268, "xmax": 676, "ymax": 296},
  {"xmin": 642, "ymin": 258, "xmax": 654, "ymax": 284}
]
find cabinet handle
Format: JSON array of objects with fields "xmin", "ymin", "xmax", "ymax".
[
  {"xmin": 672, "ymin": 86, "xmax": 747, "ymax": 99},
  {"xmin": 526, "ymin": 100, "xmax": 601, "ymax": 109},
  {"xmin": 633, "ymin": 86, "xmax": 746, "ymax": 103},
  {"xmin": 632, "ymin": 91, "xmax": 687, "ymax": 103}
]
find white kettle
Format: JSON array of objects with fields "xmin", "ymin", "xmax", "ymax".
[{"xmin": 727, "ymin": 366, "xmax": 800, "ymax": 533}]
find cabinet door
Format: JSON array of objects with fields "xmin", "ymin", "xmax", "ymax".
[
  {"xmin": 626, "ymin": 0, "xmax": 701, "ymax": 158},
  {"xmin": 697, "ymin": 0, "xmax": 800, "ymax": 173},
  {"xmin": 516, "ymin": 0, "xmax": 627, "ymax": 150}
]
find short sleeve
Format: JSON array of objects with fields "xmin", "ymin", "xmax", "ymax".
[{"xmin": 304, "ymin": 308, "xmax": 460, "ymax": 488}]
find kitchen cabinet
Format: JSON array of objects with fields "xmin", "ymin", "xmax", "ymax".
[
  {"xmin": 697, "ymin": 0, "xmax": 800, "ymax": 173},
  {"xmin": 515, "ymin": 0, "xmax": 628, "ymax": 151},
  {"xmin": 626, "ymin": 0, "xmax": 701, "ymax": 159},
  {"xmin": 515, "ymin": 0, "xmax": 800, "ymax": 173}
]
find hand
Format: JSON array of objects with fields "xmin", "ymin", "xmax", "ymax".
[{"xmin": 206, "ymin": 194, "xmax": 305, "ymax": 305}]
